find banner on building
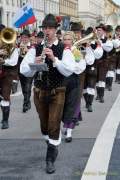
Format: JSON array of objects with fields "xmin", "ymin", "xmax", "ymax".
[
  {"xmin": 62, "ymin": 16, "xmax": 70, "ymax": 31},
  {"xmin": 13, "ymin": 3, "xmax": 36, "ymax": 28}
]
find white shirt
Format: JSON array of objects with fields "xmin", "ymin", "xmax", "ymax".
[
  {"xmin": 4, "ymin": 48, "xmax": 19, "ymax": 66},
  {"xmin": 20, "ymin": 48, "xmax": 36, "ymax": 77},
  {"xmin": 112, "ymin": 39, "xmax": 120, "ymax": 49},
  {"xmin": 53, "ymin": 48, "xmax": 86, "ymax": 76},
  {"xmin": 99, "ymin": 35, "xmax": 113, "ymax": 52},
  {"xmin": 94, "ymin": 46, "xmax": 103, "ymax": 60},
  {"xmin": 85, "ymin": 47, "xmax": 95, "ymax": 65}
]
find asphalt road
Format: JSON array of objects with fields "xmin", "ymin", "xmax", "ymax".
[{"xmin": 0, "ymin": 81, "xmax": 120, "ymax": 180}]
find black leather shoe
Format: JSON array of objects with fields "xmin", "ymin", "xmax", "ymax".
[
  {"xmin": 75, "ymin": 121, "xmax": 80, "ymax": 126},
  {"xmin": 87, "ymin": 105, "xmax": 93, "ymax": 112},
  {"xmin": 23, "ymin": 107, "xmax": 28, "ymax": 113},
  {"xmin": 96, "ymin": 96, "xmax": 100, "ymax": 100},
  {"xmin": 1, "ymin": 121, "xmax": 9, "ymax": 129},
  {"xmin": 23, "ymin": 103, "xmax": 31, "ymax": 113},
  {"xmin": 46, "ymin": 161, "xmax": 56, "ymax": 174},
  {"xmin": 86, "ymin": 103, "xmax": 89, "ymax": 109},
  {"xmin": 46, "ymin": 140, "xmax": 49, "ymax": 145},
  {"xmin": 99, "ymin": 97, "xmax": 104, "ymax": 103},
  {"xmin": 64, "ymin": 130, "xmax": 67, "ymax": 135},
  {"xmin": 65, "ymin": 137, "xmax": 72, "ymax": 143},
  {"xmin": 108, "ymin": 87, "xmax": 112, "ymax": 91}
]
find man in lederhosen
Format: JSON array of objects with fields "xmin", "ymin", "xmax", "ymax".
[
  {"xmin": 114, "ymin": 25, "xmax": 120, "ymax": 83},
  {"xmin": 96, "ymin": 24, "xmax": 113, "ymax": 103},
  {"xmin": 0, "ymin": 24, "xmax": 19, "ymax": 129},
  {"xmin": 18, "ymin": 29, "xmax": 34, "ymax": 113},
  {"xmin": 20, "ymin": 14, "xmax": 77, "ymax": 174},
  {"xmin": 105, "ymin": 25, "xmax": 118, "ymax": 91},
  {"xmin": 83, "ymin": 27, "xmax": 103, "ymax": 112}
]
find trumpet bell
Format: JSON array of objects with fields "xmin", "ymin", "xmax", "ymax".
[{"xmin": 0, "ymin": 28, "xmax": 17, "ymax": 44}]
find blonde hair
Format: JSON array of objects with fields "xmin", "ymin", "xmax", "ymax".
[{"xmin": 63, "ymin": 31, "xmax": 75, "ymax": 42}]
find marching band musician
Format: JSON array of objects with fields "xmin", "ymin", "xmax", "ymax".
[
  {"xmin": 114, "ymin": 25, "xmax": 120, "ymax": 83},
  {"xmin": 20, "ymin": 13, "xmax": 80, "ymax": 174},
  {"xmin": 83, "ymin": 27, "xmax": 103, "ymax": 112},
  {"xmin": 18, "ymin": 29, "xmax": 34, "ymax": 113},
  {"xmin": 95, "ymin": 24, "xmax": 113, "ymax": 103},
  {"xmin": 105, "ymin": 25, "xmax": 119, "ymax": 91},
  {"xmin": 70, "ymin": 22, "xmax": 97, "ymax": 120},
  {"xmin": 62, "ymin": 31, "xmax": 86, "ymax": 142},
  {"xmin": 0, "ymin": 24, "xmax": 19, "ymax": 129},
  {"xmin": 36, "ymin": 31, "xmax": 44, "ymax": 45},
  {"xmin": 35, "ymin": 31, "xmax": 44, "ymax": 58},
  {"xmin": 56, "ymin": 29, "xmax": 63, "ymax": 42},
  {"xmin": 70, "ymin": 22, "xmax": 85, "ymax": 123},
  {"xmin": 11, "ymin": 33, "xmax": 21, "ymax": 94}
]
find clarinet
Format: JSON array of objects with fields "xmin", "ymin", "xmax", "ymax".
[
  {"xmin": 37, "ymin": 36, "xmax": 48, "ymax": 81},
  {"xmin": 40, "ymin": 36, "xmax": 48, "ymax": 62}
]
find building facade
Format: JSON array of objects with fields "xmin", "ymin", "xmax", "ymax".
[
  {"xmin": 59, "ymin": 0, "xmax": 78, "ymax": 20},
  {"xmin": 59, "ymin": 0, "xmax": 78, "ymax": 30},
  {"xmin": 0, "ymin": 0, "xmax": 20, "ymax": 27},
  {"xmin": 0, "ymin": 0, "xmax": 44, "ymax": 29},
  {"xmin": 78, "ymin": 0, "xmax": 105, "ymax": 28},
  {"xmin": 0, "ymin": 0, "xmax": 59, "ymax": 30},
  {"xmin": 1, "ymin": 0, "xmax": 119, "ymax": 31},
  {"xmin": 44, "ymin": 0, "xmax": 59, "ymax": 16},
  {"xmin": 104, "ymin": 0, "xmax": 120, "ymax": 26}
]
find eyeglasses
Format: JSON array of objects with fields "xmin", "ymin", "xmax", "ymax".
[{"xmin": 63, "ymin": 38, "xmax": 72, "ymax": 40}]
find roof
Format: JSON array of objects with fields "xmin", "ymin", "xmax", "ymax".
[{"xmin": 108, "ymin": 0, "xmax": 120, "ymax": 8}]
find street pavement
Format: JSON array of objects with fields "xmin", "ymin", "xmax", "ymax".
[
  {"xmin": 106, "ymin": 124, "xmax": 120, "ymax": 180},
  {"xmin": 0, "ymin": 81, "xmax": 120, "ymax": 180}
]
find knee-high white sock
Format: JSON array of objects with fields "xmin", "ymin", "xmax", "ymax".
[{"xmin": 66, "ymin": 128, "xmax": 72, "ymax": 138}]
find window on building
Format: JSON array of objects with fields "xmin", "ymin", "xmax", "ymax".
[
  {"xmin": 0, "ymin": 10, "xmax": 2, "ymax": 23},
  {"xmin": 20, "ymin": 0, "xmax": 23, "ymax": 7},
  {"xmin": 7, "ymin": 12, "xmax": 9, "ymax": 26},
  {"xmin": 6, "ymin": 0, "xmax": 9, "ymax": 4},
  {"xmin": 17, "ymin": 0, "xmax": 20, "ymax": 7},
  {"xmin": 12, "ymin": 0, "xmax": 14, "ymax": 6}
]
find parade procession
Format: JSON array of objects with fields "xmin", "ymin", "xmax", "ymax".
[{"xmin": 0, "ymin": 0, "xmax": 120, "ymax": 179}]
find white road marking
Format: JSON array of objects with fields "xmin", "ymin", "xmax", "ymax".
[{"xmin": 81, "ymin": 93, "xmax": 120, "ymax": 180}]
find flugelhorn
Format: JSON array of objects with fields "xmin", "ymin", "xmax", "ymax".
[{"xmin": 73, "ymin": 32, "xmax": 97, "ymax": 48}]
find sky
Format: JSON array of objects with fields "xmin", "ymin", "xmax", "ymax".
[{"xmin": 113, "ymin": 0, "xmax": 120, "ymax": 5}]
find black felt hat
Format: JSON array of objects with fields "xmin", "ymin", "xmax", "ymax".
[
  {"xmin": 37, "ymin": 31, "xmax": 44, "ymax": 38},
  {"xmin": 70, "ymin": 22, "xmax": 82, "ymax": 31},
  {"xmin": 85, "ymin": 27, "xmax": 93, "ymax": 35},
  {"xmin": 115, "ymin": 25, "xmax": 120, "ymax": 32},
  {"xmin": 96, "ymin": 23, "xmax": 106, "ymax": 31},
  {"xmin": 39, "ymin": 14, "xmax": 59, "ymax": 28},
  {"xmin": 106, "ymin": 25, "xmax": 113, "ymax": 33},
  {"xmin": 21, "ymin": 29, "xmax": 30, "ymax": 37},
  {"xmin": 56, "ymin": 29, "xmax": 62, "ymax": 35}
]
